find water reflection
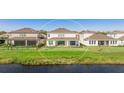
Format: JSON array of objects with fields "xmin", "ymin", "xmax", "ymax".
[{"xmin": 0, "ymin": 64, "xmax": 123, "ymax": 73}]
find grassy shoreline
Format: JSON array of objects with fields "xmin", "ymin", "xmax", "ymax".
[{"xmin": 0, "ymin": 47, "xmax": 124, "ymax": 65}]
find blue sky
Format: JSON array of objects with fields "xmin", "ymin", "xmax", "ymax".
[{"xmin": 0, "ymin": 19, "xmax": 124, "ymax": 32}]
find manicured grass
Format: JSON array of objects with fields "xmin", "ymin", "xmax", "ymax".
[{"xmin": 0, "ymin": 46, "xmax": 124, "ymax": 65}]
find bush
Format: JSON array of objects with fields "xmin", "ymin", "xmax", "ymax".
[{"xmin": 37, "ymin": 42, "xmax": 46, "ymax": 48}]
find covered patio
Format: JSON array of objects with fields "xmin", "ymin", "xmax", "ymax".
[
  {"xmin": 98, "ymin": 41, "xmax": 109, "ymax": 46},
  {"xmin": 47, "ymin": 37, "xmax": 80, "ymax": 47},
  {"xmin": 8, "ymin": 37, "xmax": 38, "ymax": 46},
  {"xmin": 85, "ymin": 33, "xmax": 116, "ymax": 46}
]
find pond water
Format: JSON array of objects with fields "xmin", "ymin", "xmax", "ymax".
[{"xmin": 0, "ymin": 64, "xmax": 124, "ymax": 73}]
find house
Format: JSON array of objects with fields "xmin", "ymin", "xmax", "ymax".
[
  {"xmin": 118, "ymin": 36, "xmax": 124, "ymax": 46},
  {"xmin": 7, "ymin": 28, "xmax": 46, "ymax": 46},
  {"xmin": 46, "ymin": 28, "xmax": 80, "ymax": 46},
  {"xmin": 83, "ymin": 33, "xmax": 118, "ymax": 46},
  {"xmin": 79, "ymin": 30, "xmax": 96, "ymax": 45},
  {"xmin": 107, "ymin": 31, "xmax": 124, "ymax": 39},
  {"xmin": 107, "ymin": 31, "xmax": 124, "ymax": 46},
  {"xmin": 0, "ymin": 34, "xmax": 8, "ymax": 44}
]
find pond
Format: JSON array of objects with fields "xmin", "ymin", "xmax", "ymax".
[{"xmin": 0, "ymin": 64, "xmax": 124, "ymax": 73}]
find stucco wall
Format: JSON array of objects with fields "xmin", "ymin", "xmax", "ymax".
[
  {"xmin": 79, "ymin": 33, "xmax": 94, "ymax": 45},
  {"xmin": 8, "ymin": 33, "xmax": 38, "ymax": 38},
  {"xmin": 47, "ymin": 33, "xmax": 77, "ymax": 39},
  {"xmin": 107, "ymin": 34, "xmax": 124, "ymax": 38}
]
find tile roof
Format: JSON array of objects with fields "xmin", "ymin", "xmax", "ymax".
[
  {"xmin": 85, "ymin": 33, "xmax": 114, "ymax": 40},
  {"xmin": 79, "ymin": 30, "xmax": 96, "ymax": 34},
  {"xmin": 48, "ymin": 28, "xmax": 77, "ymax": 33},
  {"xmin": 9, "ymin": 28, "xmax": 39, "ymax": 34}
]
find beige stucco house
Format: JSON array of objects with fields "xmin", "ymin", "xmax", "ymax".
[{"xmin": 7, "ymin": 28, "xmax": 46, "ymax": 46}]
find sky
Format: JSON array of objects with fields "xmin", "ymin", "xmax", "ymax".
[{"xmin": 0, "ymin": 19, "xmax": 124, "ymax": 32}]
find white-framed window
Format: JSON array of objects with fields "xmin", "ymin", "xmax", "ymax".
[
  {"xmin": 48, "ymin": 40, "xmax": 53, "ymax": 45},
  {"xmin": 47, "ymin": 34, "xmax": 50, "ymax": 37},
  {"xmin": 89, "ymin": 40, "xmax": 96, "ymax": 45},
  {"xmin": 111, "ymin": 41, "xmax": 113, "ymax": 44},
  {"xmin": 58, "ymin": 34, "xmax": 64, "ymax": 37},
  {"xmin": 94, "ymin": 41, "xmax": 96, "ymax": 44},
  {"xmin": 113, "ymin": 34, "xmax": 116, "ymax": 38},
  {"xmin": 114, "ymin": 41, "xmax": 117, "ymax": 44},
  {"xmin": 89, "ymin": 40, "xmax": 92, "ymax": 44},
  {"xmin": 113, "ymin": 41, "xmax": 115, "ymax": 44},
  {"xmin": 111, "ymin": 40, "xmax": 117, "ymax": 44}
]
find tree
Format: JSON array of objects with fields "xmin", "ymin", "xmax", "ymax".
[
  {"xmin": 39, "ymin": 30, "xmax": 47, "ymax": 35},
  {"xmin": 0, "ymin": 31, "xmax": 6, "ymax": 35}
]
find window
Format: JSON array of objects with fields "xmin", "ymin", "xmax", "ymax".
[
  {"xmin": 19, "ymin": 34, "xmax": 26, "ymax": 37},
  {"xmin": 111, "ymin": 41, "xmax": 113, "ymax": 44},
  {"xmin": 94, "ymin": 41, "xmax": 96, "ymax": 44},
  {"xmin": 113, "ymin": 41, "xmax": 114, "ymax": 44},
  {"xmin": 89, "ymin": 40, "xmax": 92, "ymax": 44},
  {"xmin": 113, "ymin": 34, "xmax": 116, "ymax": 38},
  {"xmin": 92, "ymin": 40, "xmax": 94, "ymax": 44},
  {"xmin": 48, "ymin": 41, "xmax": 53, "ymax": 45},
  {"xmin": 70, "ymin": 41, "xmax": 76, "ymax": 45},
  {"xmin": 57, "ymin": 41, "xmax": 65, "ymax": 45},
  {"xmin": 89, "ymin": 40, "xmax": 96, "ymax": 45},
  {"xmin": 58, "ymin": 34, "xmax": 64, "ymax": 37},
  {"xmin": 76, "ymin": 35, "xmax": 79, "ymax": 38},
  {"xmin": 111, "ymin": 41, "xmax": 117, "ymax": 44},
  {"xmin": 48, "ymin": 34, "xmax": 50, "ymax": 37}
]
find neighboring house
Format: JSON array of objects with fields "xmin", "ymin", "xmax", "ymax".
[
  {"xmin": 47, "ymin": 28, "xmax": 80, "ymax": 46},
  {"xmin": 7, "ymin": 28, "xmax": 46, "ymax": 46},
  {"xmin": 79, "ymin": 30, "xmax": 96, "ymax": 45},
  {"xmin": 84, "ymin": 33, "xmax": 118, "ymax": 46},
  {"xmin": 107, "ymin": 31, "xmax": 124, "ymax": 39},
  {"xmin": 0, "ymin": 34, "xmax": 8, "ymax": 44},
  {"xmin": 118, "ymin": 36, "xmax": 124, "ymax": 46},
  {"xmin": 107, "ymin": 31, "xmax": 124, "ymax": 46}
]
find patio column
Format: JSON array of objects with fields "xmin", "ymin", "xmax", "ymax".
[
  {"xmin": 11, "ymin": 40, "xmax": 14, "ymax": 45},
  {"xmin": 78, "ymin": 41, "xmax": 80, "ymax": 46},
  {"xmin": 66, "ymin": 40, "xmax": 69, "ymax": 46},
  {"xmin": 53, "ymin": 40, "xmax": 56, "ymax": 46},
  {"xmin": 25, "ymin": 40, "xmax": 27, "ymax": 46},
  {"xmin": 104, "ymin": 41, "xmax": 106, "ymax": 46}
]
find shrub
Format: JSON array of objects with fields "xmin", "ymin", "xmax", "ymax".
[{"xmin": 37, "ymin": 42, "xmax": 46, "ymax": 48}]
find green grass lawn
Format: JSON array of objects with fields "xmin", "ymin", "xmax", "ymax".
[{"xmin": 0, "ymin": 46, "xmax": 124, "ymax": 65}]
